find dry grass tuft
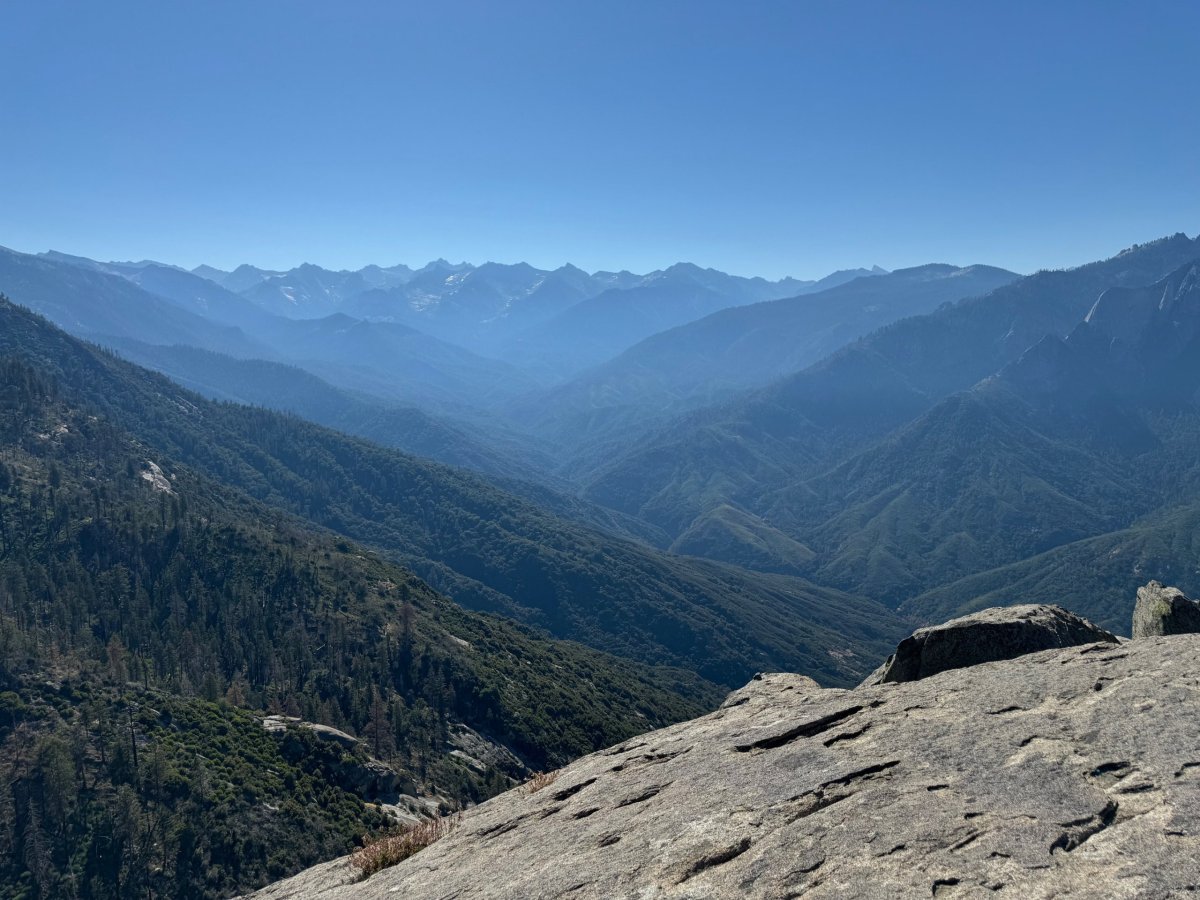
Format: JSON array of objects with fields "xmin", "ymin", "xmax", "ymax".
[
  {"xmin": 525, "ymin": 769, "xmax": 559, "ymax": 794},
  {"xmin": 351, "ymin": 814, "xmax": 460, "ymax": 879}
]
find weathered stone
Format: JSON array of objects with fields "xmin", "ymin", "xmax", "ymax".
[
  {"xmin": 862, "ymin": 604, "xmax": 1117, "ymax": 685},
  {"xmin": 243, "ymin": 634, "xmax": 1200, "ymax": 899},
  {"xmin": 1132, "ymin": 580, "xmax": 1200, "ymax": 638},
  {"xmin": 449, "ymin": 723, "xmax": 526, "ymax": 775},
  {"xmin": 262, "ymin": 714, "xmax": 359, "ymax": 748}
]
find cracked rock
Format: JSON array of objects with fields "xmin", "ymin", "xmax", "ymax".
[{"xmin": 243, "ymin": 633, "xmax": 1200, "ymax": 899}]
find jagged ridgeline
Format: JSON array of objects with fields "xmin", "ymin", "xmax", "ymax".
[{"xmin": 0, "ymin": 345, "xmax": 717, "ymax": 897}]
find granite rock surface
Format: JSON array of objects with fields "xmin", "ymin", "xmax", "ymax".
[
  {"xmin": 244, "ymin": 629, "xmax": 1200, "ymax": 899},
  {"xmin": 862, "ymin": 603, "xmax": 1118, "ymax": 686},
  {"xmin": 1132, "ymin": 581, "xmax": 1200, "ymax": 639}
]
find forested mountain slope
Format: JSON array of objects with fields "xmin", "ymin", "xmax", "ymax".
[
  {"xmin": 901, "ymin": 500, "xmax": 1200, "ymax": 633},
  {"xmin": 105, "ymin": 340, "xmax": 540, "ymax": 475},
  {"xmin": 772, "ymin": 258, "xmax": 1200, "ymax": 604},
  {"xmin": 0, "ymin": 247, "xmax": 268, "ymax": 357},
  {"xmin": 0, "ymin": 355, "xmax": 713, "ymax": 898},
  {"xmin": 580, "ymin": 234, "xmax": 1200, "ymax": 549},
  {"xmin": 93, "ymin": 339, "xmax": 669, "ymax": 546},
  {"xmin": 0, "ymin": 297, "xmax": 904, "ymax": 688}
]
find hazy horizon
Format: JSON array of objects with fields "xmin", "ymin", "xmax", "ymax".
[{"xmin": 3, "ymin": 1, "xmax": 1197, "ymax": 279}]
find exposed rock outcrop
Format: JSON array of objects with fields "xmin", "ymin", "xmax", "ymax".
[
  {"xmin": 261, "ymin": 715, "xmax": 424, "ymax": 814},
  {"xmin": 244, "ymin": 631, "xmax": 1200, "ymax": 899},
  {"xmin": 262, "ymin": 714, "xmax": 360, "ymax": 748},
  {"xmin": 861, "ymin": 604, "xmax": 1117, "ymax": 686},
  {"xmin": 448, "ymin": 723, "xmax": 526, "ymax": 774},
  {"xmin": 1132, "ymin": 580, "xmax": 1200, "ymax": 638}
]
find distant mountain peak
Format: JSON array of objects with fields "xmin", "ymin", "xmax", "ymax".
[
  {"xmin": 796, "ymin": 266, "xmax": 889, "ymax": 294},
  {"xmin": 992, "ymin": 257, "xmax": 1200, "ymax": 417},
  {"xmin": 1116, "ymin": 232, "xmax": 1194, "ymax": 257},
  {"xmin": 477, "ymin": 260, "xmax": 537, "ymax": 273},
  {"xmin": 192, "ymin": 263, "xmax": 230, "ymax": 281},
  {"xmin": 891, "ymin": 263, "xmax": 960, "ymax": 277},
  {"xmin": 662, "ymin": 261, "xmax": 707, "ymax": 275},
  {"xmin": 1084, "ymin": 259, "xmax": 1200, "ymax": 342},
  {"xmin": 417, "ymin": 258, "xmax": 472, "ymax": 275}
]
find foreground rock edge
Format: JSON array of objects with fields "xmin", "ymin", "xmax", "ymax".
[{"xmin": 243, "ymin": 628, "xmax": 1200, "ymax": 898}]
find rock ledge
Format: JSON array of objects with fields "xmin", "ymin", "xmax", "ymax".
[{"xmin": 245, "ymin": 632, "xmax": 1200, "ymax": 899}]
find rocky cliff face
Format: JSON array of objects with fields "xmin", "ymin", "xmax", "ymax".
[{"xmin": 244, "ymin": 604, "xmax": 1200, "ymax": 899}]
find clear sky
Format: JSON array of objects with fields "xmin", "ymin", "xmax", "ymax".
[{"xmin": 1, "ymin": 0, "xmax": 1197, "ymax": 279}]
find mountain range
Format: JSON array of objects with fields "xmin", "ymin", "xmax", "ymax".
[
  {"xmin": 13, "ymin": 233, "xmax": 1200, "ymax": 635},
  {"xmin": 185, "ymin": 256, "xmax": 889, "ymax": 375},
  {"xmin": 194, "ymin": 257, "xmax": 872, "ymax": 331},
  {"xmin": 513, "ymin": 262, "xmax": 1019, "ymax": 460},
  {"xmin": 577, "ymin": 234, "xmax": 1200, "ymax": 630},
  {"xmin": 5, "ymin": 229, "xmax": 1200, "ymax": 897}
]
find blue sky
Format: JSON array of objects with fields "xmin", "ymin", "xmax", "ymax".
[{"xmin": 1, "ymin": 1, "xmax": 1197, "ymax": 278}]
